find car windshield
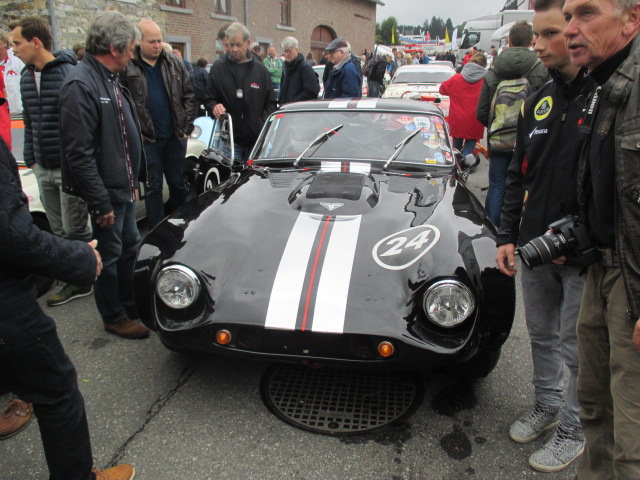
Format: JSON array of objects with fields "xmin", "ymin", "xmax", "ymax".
[
  {"xmin": 392, "ymin": 71, "xmax": 452, "ymax": 84},
  {"xmin": 253, "ymin": 110, "xmax": 454, "ymax": 168}
]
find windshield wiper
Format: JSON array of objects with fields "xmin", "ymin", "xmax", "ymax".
[
  {"xmin": 293, "ymin": 124, "xmax": 344, "ymax": 167},
  {"xmin": 383, "ymin": 129, "xmax": 422, "ymax": 170}
]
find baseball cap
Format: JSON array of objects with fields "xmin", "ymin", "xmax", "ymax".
[{"xmin": 325, "ymin": 38, "xmax": 348, "ymax": 53}]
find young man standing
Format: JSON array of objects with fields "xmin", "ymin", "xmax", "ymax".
[
  {"xmin": 12, "ymin": 16, "xmax": 93, "ymax": 306},
  {"xmin": 495, "ymin": 0, "xmax": 594, "ymax": 472}
]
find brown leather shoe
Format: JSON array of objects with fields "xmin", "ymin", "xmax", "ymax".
[
  {"xmin": 0, "ymin": 398, "xmax": 33, "ymax": 440},
  {"xmin": 104, "ymin": 317, "xmax": 150, "ymax": 339},
  {"xmin": 93, "ymin": 464, "xmax": 135, "ymax": 480}
]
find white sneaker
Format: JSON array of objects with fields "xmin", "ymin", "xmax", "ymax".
[
  {"xmin": 529, "ymin": 424, "xmax": 585, "ymax": 472},
  {"xmin": 509, "ymin": 402, "xmax": 560, "ymax": 443}
]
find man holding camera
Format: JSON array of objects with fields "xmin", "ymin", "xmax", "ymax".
[
  {"xmin": 495, "ymin": 0, "xmax": 594, "ymax": 472},
  {"xmin": 562, "ymin": 0, "xmax": 640, "ymax": 478}
]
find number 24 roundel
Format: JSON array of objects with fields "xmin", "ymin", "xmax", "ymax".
[{"xmin": 372, "ymin": 225, "xmax": 440, "ymax": 270}]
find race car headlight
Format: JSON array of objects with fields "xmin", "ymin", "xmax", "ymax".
[
  {"xmin": 423, "ymin": 280, "xmax": 475, "ymax": 328},
  {"xmin": 190, "ymin": 125, "xmax": 202, "ymax": 139},
  {"xmin": 156, "ymin": 265, "xmax": 200, "ymax": 309}
]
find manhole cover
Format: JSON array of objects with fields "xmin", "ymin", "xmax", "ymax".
[{"xmin": 261, "ymin": 364, "xmax": 423, "ymax": 435}]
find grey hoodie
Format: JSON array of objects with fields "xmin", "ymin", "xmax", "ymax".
[{"xmin": 461, "ymin": 62, "xmax": 486, "ymax": 83}]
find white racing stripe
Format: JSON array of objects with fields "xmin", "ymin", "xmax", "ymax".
[
  {"xmin": 350, "ymin": 163, "xmax": 371, "ymax": 174},
  {"xmin": 311, "ymin": 215, "xmax": 362, "ymax": 333},
  {"xmin": 265, "ymin": 213, "xmax": 321, "ymax": 330},
  {"xmin": 321, "ymin": 161, "xmax": 341, "ymax": 172}
]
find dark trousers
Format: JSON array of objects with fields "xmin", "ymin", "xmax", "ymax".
[
  {"xmin": 0, "ymin": 302, "xmax": 94, "ymax": 480},
  {"xmin": 143, "ymin": 137, "xmax": 188, "ymax": 230},
  {"xmin": 92, "ymin": 201, "xmax": 141, "ymax": 324}
]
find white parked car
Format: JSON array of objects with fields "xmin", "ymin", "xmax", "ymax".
[{"xmin": 382, "ymin": 64, "xmax": 455, "ymax": 117}]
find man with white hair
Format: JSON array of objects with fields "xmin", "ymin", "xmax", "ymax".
[
  {"xmin": 204, "ymin": 22, "xmax": 276, "ymax": 162},
  {"xmin": 278, "ymin": 36, "xmax": 319, "ymax": 104},
  {"xmin": 323, "ymin": 38, "xmax": 360, "ymax": 99}
]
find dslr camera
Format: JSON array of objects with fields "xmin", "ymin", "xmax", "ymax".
[{"xmin": 517, "ymin": 215, "xmax": 600, "ymax": 269}]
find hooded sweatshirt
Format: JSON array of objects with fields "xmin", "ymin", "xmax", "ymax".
[{"xmin": 439, "ymin": 62, "xmax": 486, "ymax": 140}]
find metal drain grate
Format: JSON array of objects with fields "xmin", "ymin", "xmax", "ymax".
[{"xmin": 261, "ymin": 364, "xmax": 423, "ymax": 435}]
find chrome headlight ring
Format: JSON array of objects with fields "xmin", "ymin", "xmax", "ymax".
[
  {"xmin": 156, "ymin": 265, "xmax": 201, "ymax": 309},
  {"xmin": 423, "ymin": 280, "xmax": 475, "ymax": 328}
]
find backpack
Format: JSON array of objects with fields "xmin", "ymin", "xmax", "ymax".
[{"xmin": 487, "ymin": 60, "xmax": 540, "ymax": 152}]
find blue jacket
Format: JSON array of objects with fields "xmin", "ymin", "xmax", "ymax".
[
  {"xmin": 21, "ymin": 50, "xmax": 77, "ymax": 168},
  {"xmin": 323, "ymin": 61, "xmax": 360, "ymax": 99},
  {"xmin": 0, "ymin": 138, "xmax": 96, "ymax": 316}
]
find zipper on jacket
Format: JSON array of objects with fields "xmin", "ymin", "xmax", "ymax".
[{"xmin": 111, "ymin": 80, "xmax": 137, "ymax": 202}]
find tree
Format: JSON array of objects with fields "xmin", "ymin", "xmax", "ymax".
[{"xmin": 378, "ymin": 17, "xmax": 398, "ymax": 45}]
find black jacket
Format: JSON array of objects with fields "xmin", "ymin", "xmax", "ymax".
[
  {"xmin": 368, "ymin": 57, "xmax": 387, "ymax": 83},
  {"xmin": 59, "ymin": 53, "xmax": 143, "ymax": 218},
  {"xmin": 193, "ymin": 66, "xmax": 208, "ymax": 102},
  {"xmin": 204, "ymin": 54, "xmax": 277, "ymax": 148},
  {"xmin": 21, "ymin": 50, "xmax": 77, "ymax": 168},
  {"xmin": 279, "ymin": 53, "xmax": 320, "ymax": 105},
  {"xmin": 0, "ymin": 138, "xmax": 95, "ymax": 317},
  {"xmin": 121, "ymin": 48, "xmax": 196, "ymax": 142},
  {"xmin": 496, "ymin": 68, "xmax": 595, "ymax": 257}
]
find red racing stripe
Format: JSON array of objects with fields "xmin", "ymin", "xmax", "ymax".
[{"xmin": 300, "ymin": 215, "xmax": 333, "ymax": 331}]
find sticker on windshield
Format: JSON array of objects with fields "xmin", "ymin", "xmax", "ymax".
[
  {"xmin": 425, "ymin": 158, "xmax": 437, "ymax": 164},
  {"xmin": 275, "ymin": 113, "xmax": 285, "ymax": 119},
  {"xmin": 372, "ymin": 225, "xmax": 441, "ymax": 270},
  {"xmin": 430, "ymin": 115, "xmax": 444, "ymax": 125},
  {"xmin": 413, "ymin": 116, "xmax": 431, "ymax": 130},
  {"xmin": 440, "ymin": 145, "xmax": 451, "ymax": 153},
  {"xmin": 435, "ymin": 124, "xmax": 445, "ymax": 133},
  {"xmin": 405, "ymin": 124, "xmax": 418, "ymax": 131},
  {"xmin": 422, "ymin": 132, "xmax": 437, "ymax": 140},
  {"xmin": 435, "ymin": 152, "xmax": 445, "ymax": 164},
  {"xmin": 395, "ymin": 115, "xmax": 414, "ymax": 125},
  {"xmin": 423, "ymin": 140, "xmax": 440, "ymax": 149},
  {"xmin": 444, "ymin": 151, "xmax": 452, "ymax": 160}
]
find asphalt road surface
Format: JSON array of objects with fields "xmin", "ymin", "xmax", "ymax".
[{"xmin": 1, "ymin": 157, "xmax": 578, "ymax": 479}]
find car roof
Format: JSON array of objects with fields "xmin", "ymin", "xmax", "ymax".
[
  {"xmin": 278, "ymin": 98, "xmax": 444, "ymax": 116},
  {"xmin": 395, "ymin": 64, "xmax": 455, "ymax": 74}
]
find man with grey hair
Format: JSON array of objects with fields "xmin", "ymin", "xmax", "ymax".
[
  {"xmin": 279, "ymin": 36, "xmax": 319, "ymax": 104},
  {"xmin": 562, "ymin": 0, "xmax": 640, "ymax": 477},
  {"xmin": 323, "ymin": 38, "xmax": 361, "ymax": 98},
  {"xmin": 59, "ymin": 11, "xmax": 150, "ymax": 342},
  {"xmin": 205, "ymin": 22, "xmax": 276, "ymax": 162}
]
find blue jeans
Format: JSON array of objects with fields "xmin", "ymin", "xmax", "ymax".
[
  {"xmin": 368, "ymin": 80, "xmax": 381, "ymax": 98},
  {"xmin": 485, "ymin": 152, "xmax": 513, "ymax": 227},
  {"xmin": 452, "ymin": 137, "xmax": 478, "ymax": 157},
  {"xmin": 222, "ymin": 143, "xmax": 252, "ymax": 163},
  {"xmin": 91, "ymin": 201, "xmax": 141, "ymax": 324},
  {"xmin": 0, "ymin": 302, "xmax": 93, "ymax": 480},
  {"xmin": 143, "ymin": 137, "xmax": 188, "ymax": 230},
  {"xmin": 521, "ymin": 263, "xmax": 584, "ymax": 429}
]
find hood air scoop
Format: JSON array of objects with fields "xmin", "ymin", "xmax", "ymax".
[{"xmin": 289, "ymin": 172, "xmax": 379, "ymax": 215}]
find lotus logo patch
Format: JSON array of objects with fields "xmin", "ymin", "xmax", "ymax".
[
  {"xmin": 372, "ymin": 225, "xmax": 440, "ymax": 270},
  {"xmin": 534, "ymin": 96, "xmax": 553, "ymax": 121},
  {"xmin": 320, "ymin": 202, "xmax": 344, "ymax": 211}
]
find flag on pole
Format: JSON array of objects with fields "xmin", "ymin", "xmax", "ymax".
[
  {"xmin": 451, "ymin": 28, "xmax": 458, "ymax": 49},
  {"xmin": 445, "ymin": 28, "xmax": 450, "ymax": 43},
  {"xmin": 392, "ymin": 28, "xmax": 395, "ymax": 44}
]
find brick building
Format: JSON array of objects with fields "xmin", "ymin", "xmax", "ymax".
[{"xmin": 0, "ymin": 0, "xmax": 381, "ymax": 63}]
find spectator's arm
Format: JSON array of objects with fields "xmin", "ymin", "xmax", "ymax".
[{"xmin": 0, "ymin": 140, "xmax": 96, "ymax": 284}]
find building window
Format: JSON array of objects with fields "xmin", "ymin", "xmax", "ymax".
[
  {"xmin": 166, "ymin": 0, "xmax": 184, "ymax": 6},
  {"xmin": 280, "ymin": 0, "xmax": 291, "ymax": 26},
  {"xmin": 215, "ymin": 0, "xmax": 230, "ymax": 15}
]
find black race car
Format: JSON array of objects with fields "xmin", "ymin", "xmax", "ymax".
[{"xmin": 134, "ymin": 99, "xmax": 515, "ymax": 378}]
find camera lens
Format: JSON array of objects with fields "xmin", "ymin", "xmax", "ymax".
[{"xmin": 518, "ymin": 232, "xmax": 567, "ymax": 269}]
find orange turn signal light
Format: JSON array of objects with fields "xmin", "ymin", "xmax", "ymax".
[
  {"xmin": 378, "ymin": 341, "xmax": 395, "ymax": 358},
  {"xmin": 216, "ymin": 329, "xmax": 232, "ymax": 345}
]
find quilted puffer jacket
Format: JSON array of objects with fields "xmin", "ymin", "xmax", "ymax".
[{"xmin": 21, "ymin": 49, "xmax": 77, "ymax": 168}]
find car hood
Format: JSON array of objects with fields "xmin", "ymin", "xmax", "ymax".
[{"xmin": 143, "ymin": 165, "xmax": 497, "ymax": 338}]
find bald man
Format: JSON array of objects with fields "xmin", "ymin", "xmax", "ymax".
[{"xmin": 121, "ymin": 19, "xmax": 196, "ymax": 229}]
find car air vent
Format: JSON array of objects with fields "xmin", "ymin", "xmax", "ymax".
[
  {"xmin": 387, "ymin": 176, "xmax": 422, "ymax": 193},
  {"xmin": 306, "ymin": 172, "xmax": 364, "ymax": 201},
  {"xmin": 268, "ymin": 171, "xmax": 298, "ymax": 189}
]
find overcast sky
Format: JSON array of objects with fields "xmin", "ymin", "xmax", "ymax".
[{"xmin": 376, "ymin": 0, "xmax": 510, "ymax": 28}]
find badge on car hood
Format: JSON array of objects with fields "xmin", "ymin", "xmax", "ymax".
[
  {"xmin": 372, "ymin": 225, "xmax": 440, "ymax": 270},
  {"xmin": 320, "ymin": 202, "xmax": 344, "ymax": 211}
]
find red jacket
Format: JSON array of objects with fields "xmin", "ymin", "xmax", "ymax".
[{"xmin": 439, "ymin": 72, "xmax": 485, "ymax": 140}]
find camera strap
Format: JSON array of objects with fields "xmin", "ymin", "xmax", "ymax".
[{"xmin": 576, "ymin": 87, "xmax": 601, "ymax": 225}]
